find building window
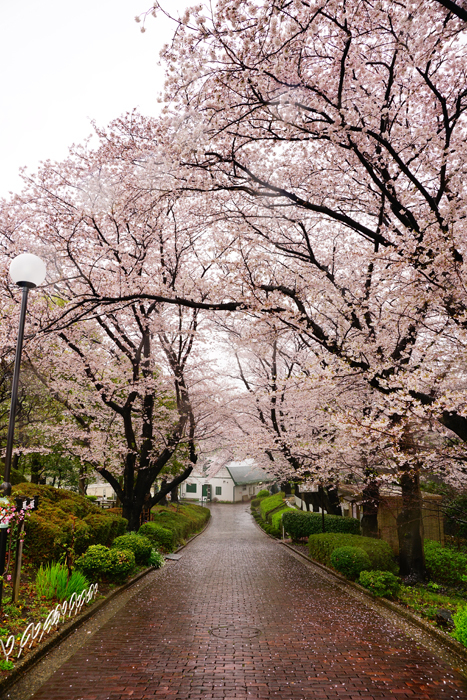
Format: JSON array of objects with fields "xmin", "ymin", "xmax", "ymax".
[
  {"xmin": 215, "ymin": 486, "xmax": 222, "ymax": 496},
  {"xmin": 186, "ymin": 483, "xmax": 197, "ymax": 493}
]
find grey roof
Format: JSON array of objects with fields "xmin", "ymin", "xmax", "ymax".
[{"xmin": 225, "ymin": 459, "xmax": 272, "ymax": 485}]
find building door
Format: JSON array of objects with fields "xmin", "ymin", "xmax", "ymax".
[{"xmin": 202, "ymin": 484, "xmax": 212, "ymax": 501}]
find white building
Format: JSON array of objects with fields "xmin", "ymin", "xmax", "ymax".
[{"xmin": 180, "ymin": 457, "xmax": 272, "ymax": 503}]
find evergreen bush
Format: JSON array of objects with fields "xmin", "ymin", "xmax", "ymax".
[
  {"xmin": 424, "ymin": 540, "xmax": 467, "ymax": 586},
  {"xmin": 138, "ymin": 522, "xmax": 175, "ymax": 552},
  {"xmin": 256, "ymin": 489, "xmax": 270, "ymax": 498},
  {"xmin": 112, "ymin": 533, "xmax": 152, "ymax": 565},
  {"xmin": 330, "ymin": 546, "xmax": 371, "ymax": 579},
  {"xmin": 106, "ymin": 549, "xmax": 136, "ymax": 582},
  {"xmin": 75, "ymin": 544, "xmax": 135, "ymax": 583},
  {"xmin": 453, "ymin": 606, "xmax": 467, "ymax": 647},
  {"xmin": 12, "ymin": 484, "xmax": 127, "ymax": 564},
  {"xmin": 358, "ymin": 570, "xmax": 401, "ymax": 597},
  {"xmin": 75, "ymin": 544, "xmax": 112, "ymax": 580},
  {"xmin": 282, "ymin": 510, "xmax": 360, "ymax": 539},
  {"xmin": 308, "ymin": 532, "xmax": 398, "ymax": 573}
]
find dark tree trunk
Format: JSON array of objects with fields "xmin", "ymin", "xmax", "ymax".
[
  {"xmin": 158, "ymin": 480, "xmax": 169, "ymax": 506},
  {"xmin": 171, "ymin": 486, "xmax": 179, "ymax": 503},
  {"xmin": 325, "ymin": 487, "xmax": 342, "ymax": 515},
  {"xmin": 78, "ymin": 467, "xmax": 87, "ymax": 496},
  {"xmin": 361, "ymin": 480, "xmax": 380, "ymax": 538},
  {"xmin": 397, "ymin": 466, "xmax": 426, "ymax": 580},
  {"xmin": 30, "ymin": 455, "xmax": 43, "ymax": 484},
  {"xmin": 281, "ymin": 481, "xmax": 292, "ymax": 496},
  {"xmin": 122, "ymin": 497, "xmax": 144, "ymax": 532}
]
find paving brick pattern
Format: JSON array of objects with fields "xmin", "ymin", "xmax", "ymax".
[{"xmin": 29, "ymin": 504, "xmax": 465, "ymax": 700}]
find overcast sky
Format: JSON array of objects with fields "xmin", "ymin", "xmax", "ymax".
[{"xmin": 0, "ymin": 0, "xmax": 190, "ymax": 198}]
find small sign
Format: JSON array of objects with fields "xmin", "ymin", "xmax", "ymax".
[{"xmin": 15, "ymin": 496, "xmax": 39, "ymax": 512}]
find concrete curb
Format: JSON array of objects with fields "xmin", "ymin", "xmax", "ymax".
[
  {"xmin": 279, "ymin": 539, "xmax": 467, "ymax": 668},
  {"xmin": 0, "ymin": 512, "xmax": 212, "ymax": 695}
]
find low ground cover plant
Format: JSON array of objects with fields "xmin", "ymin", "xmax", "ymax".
[
  {"xmin": 358, "ymin": 570, "xmax": 401, "ymax": 598},
  {"xmin": 308, "ymin": 532, "xmax": 398, "ymax": 574},
  {"xmin": 283, "ymin": 510, "xmax": 360, "ymax": 539}
]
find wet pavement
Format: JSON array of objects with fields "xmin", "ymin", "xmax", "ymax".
[{"xmin": 5, "ymin": 503, "xmax": 467, "ymax": 699}]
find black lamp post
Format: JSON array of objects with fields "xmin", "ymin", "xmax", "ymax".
[{"xmin": 0, "ymin": 253, "xmax": 46, "ymax": 606}]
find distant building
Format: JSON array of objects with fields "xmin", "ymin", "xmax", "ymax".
[{"xmin": 180, "ymin": 457, "xmax": 272, "ymax": 503}]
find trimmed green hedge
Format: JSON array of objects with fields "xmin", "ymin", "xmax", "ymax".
[
  {"xmin": 260, "ymin": 492, "xmax": 285, "ymax": 521},
  {"xmin": 150, "ymin": 503, "xmax": 210, "ymax": 548},
  {"xmin": 271, "ymin": 506, "xmax": 295, "ymax": 532},
  {"xmin": 12, "ymin": 483, "xmax": 127, "ymax": 565},
  {"xmin": 282, "ymin": 510, "xmax": 360, "ymax": 539},
  {"xmin": 425, "ymin": 540, "xmax": 467, "ymax": 586},
  {"xmin": 308, "ymin": 532, "xmax": 398, "ymax": 574},
  {"xmin": 138, "ymin": 522, "xmax": 175, "ymax": 552}
]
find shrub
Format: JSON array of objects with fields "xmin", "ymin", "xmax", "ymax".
[
  {"xmin": 260, "ymin": 492, "xmax": 285, "ymax": 521},
  {"xmin": 271, "ymin": 506, "xmax": 295, "ymax": 532},
  {"xmin": 75, "ymin": 544, "xmax": 112, "ymax": 580},
  {"xmin": 256, "ymin": 489, "xmax": 270, "ymax": 498},
  {"xmin": 138, "ymin": 522, "xmax": 175, "ymax": 552},
  {"xmin": 330, "ymin": 546, "xmax": 371, "ymax": 580},
  {"xmin": 151, "ymin": 509, "xmax": 192, "ymax": 540},
  {"xmin": 282, "ymin": 510, "xmax": 361, "ymax": 539},
  {"xmin": 11, "ymin": 484, "xmax": 127, "ymax": 565},
  {"xmin": 75, "ymin": 544, "xmax": 135, "ymax": 583},
  {"xmin": 149, "ymin": 549, "xmax": 165, "ymax": 569},
  {"xmin": 358, "ymin": 570, "xmax": 401, "ymax": 598},
  {"xmin": 112, "ymin": 533, "xmax": 152, "ymax": 565},
  {"xmin": 424, "ymin": 540, "xmax": 467, "ymax": 586},
  {"xmin": 251, "ymin": 498, "xmax": 261, "ymax": 509},
  {"xmin": 106, "ymin": 548, "xmax": 135, "ymax": 582},
  {"xmin": 308, "ymin": 533, "xmax": 398, "ymax": 574},
  {"xmin": 149, "ymin": 504, "xmax": 210, "ymax": 547},
  {"xmin": 35, "ymin": 562, "xmax": 89, "ymax": 600},
  {"xmin": 453, "ymin": 606, "xmax": 467, "ymax": 647}
]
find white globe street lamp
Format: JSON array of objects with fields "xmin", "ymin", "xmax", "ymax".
[{"xmin": 0, "ymin": 253, "xmax": 46, "ymax": 606}]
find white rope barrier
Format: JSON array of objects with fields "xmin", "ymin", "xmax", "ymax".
[{"xmin": 1, "ymin": 583, "xmax": 99, "ymax": 663}]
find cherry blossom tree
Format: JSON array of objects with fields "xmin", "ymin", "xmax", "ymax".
[{"xmin": 0, "ymin": 118, "xmax": 227, "ymax": 530}]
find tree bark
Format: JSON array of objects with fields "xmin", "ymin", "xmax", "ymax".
[
  {"xmin": 397, "ymin": 466, "xmax": 426, "ymax": 580},
  {"xmin": 361, "ymin": 480, "xmax": 380, "ymax": 538}
]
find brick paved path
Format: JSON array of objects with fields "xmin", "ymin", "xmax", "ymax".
[{"xmin": 27, "ymin": 504, "xmax": 466, "ymax": 699}]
